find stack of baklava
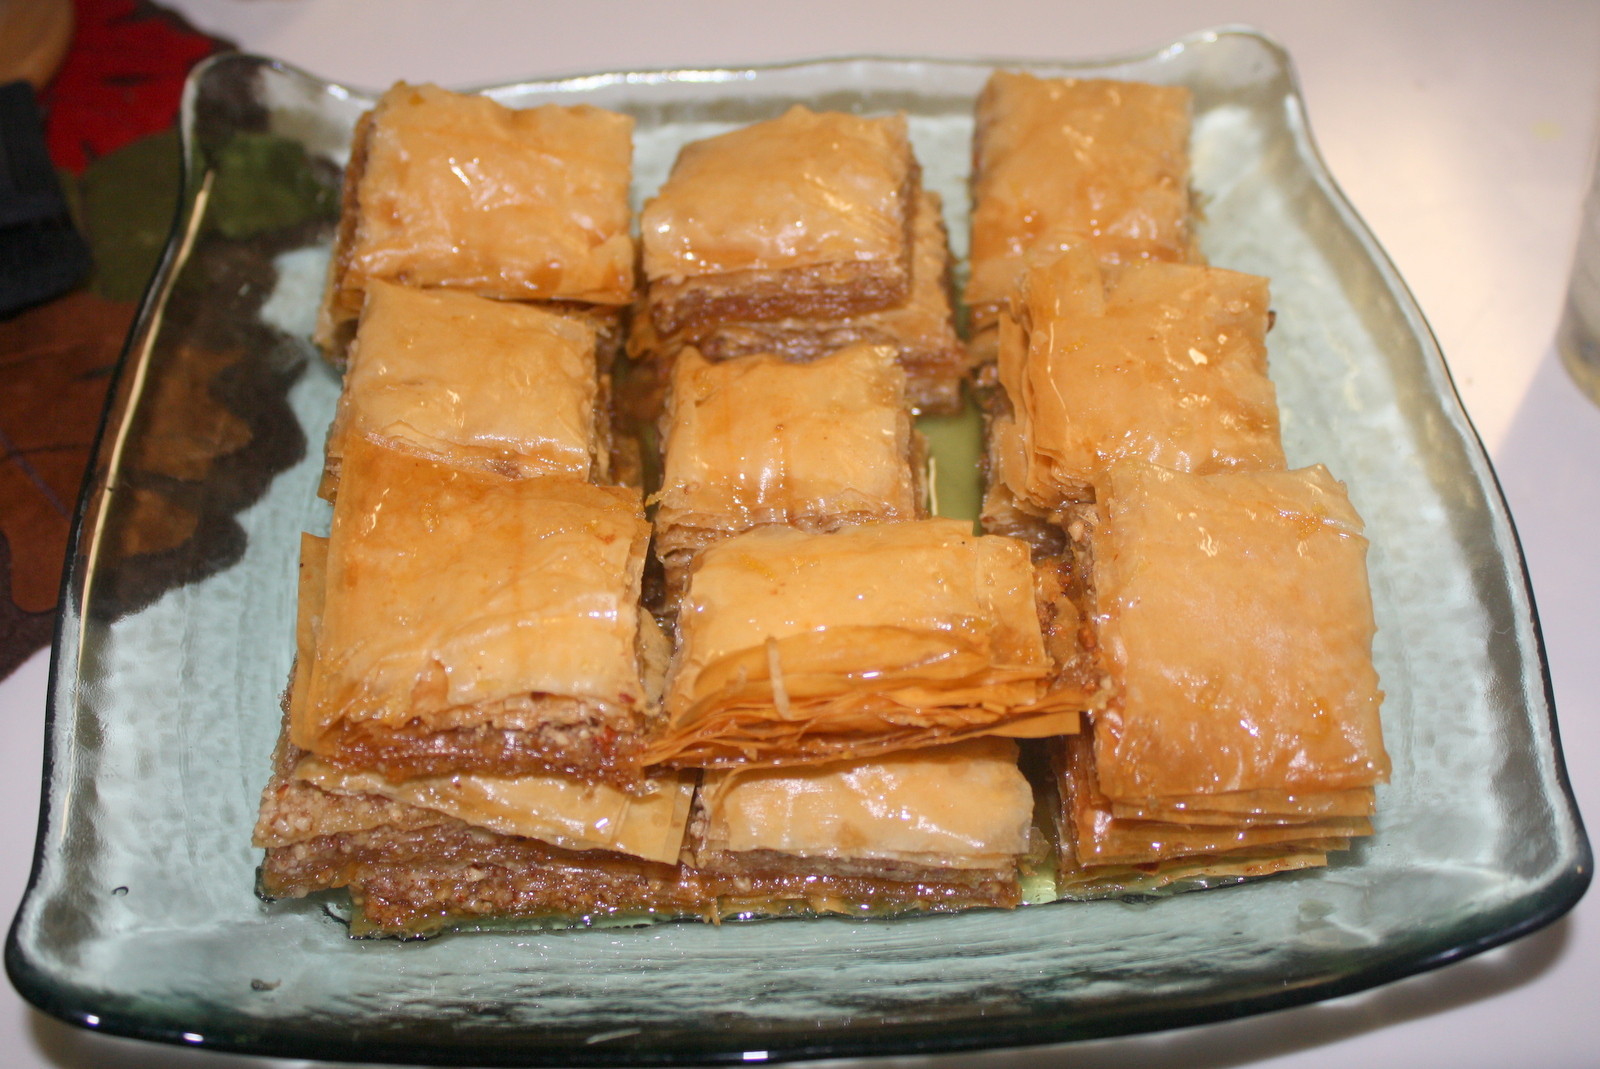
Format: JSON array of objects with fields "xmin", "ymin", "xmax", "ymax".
[
  {"xmin": 255, "ymin": 71, "xmax": 1389, "ymax": 937},
  {"xmin": 969, "ymin": 72, "xmax": 1389, "ymax": 893},
  {"xmin": 632, "ymin": 105, "xmax": 1085, "ymax": 918},
  {"xmin": 628, "ymin": 104, "xmax": 967, "ymax": 416},
  {"xmin": 255, "ymin": 84, "xmax": 709, "ymax": 935},
  {"xmin": 256, "ymin": 87, "xmax": 1080, "ymax": 935}
]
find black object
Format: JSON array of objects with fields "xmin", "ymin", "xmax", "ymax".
[{"xmin": 0, "ymin": 80, "xmax": 91, "ymax": 318}]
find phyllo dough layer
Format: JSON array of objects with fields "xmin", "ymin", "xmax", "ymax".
[
  {"xmin": 325, "ymin": 282, "xmax": 600, "ymax": 488},
  {"xmin": 647, "ymin": 521, "xmax": 1085, "ymax": 770},
  {"xmin": 653, "ymin": 342, "xmax": 922, "ymax": 597},
  {"xmin": 695, "ymin": 738, "xmax": 1033, "ymax": 877},
  {"xmin": 1055, "ymin": 844, "xmax": 1334, "ymax": 898},
  {"xmin": 294, "ymin": 756, "xmax": 694, "ymax": 865},
  {"xmin": 1110, "ymin": 788, "xmax": 1378, "ymax": 824},
  {"xmin": 640, "ymin": 105, "xmax": 916, "ymax": 335},
  {"xmin": 256, "ymin": 764, "xmax": 714, "ymax": 936},
  {"xmin": 631, "ymin": 190, "xmax": 966, "ymax": 415},
  {"xmin": 1055, "ymin": 734, "xmax": 1367, "ymax": 869},
  {"xmin": 966, "ymin": 72, "xmax": 1194, "ymax": 324},
  {"xmin": 256, "ymin": 732, "xmax": 695, "ymax": 878},
  {"xmin": 986, "ymin": 248, "xmax": 1283, "ymax": 520},
  {"xmin": 1091, "ymin": 460, "xmax": 1389, "ymax": 802},
  {"xmin": 319, "ymin": 82, "xmax": 634, "ymax": 348},
  {"xmin": 291, "ymin": 439, "xmax": 656, "ymax": 785}
]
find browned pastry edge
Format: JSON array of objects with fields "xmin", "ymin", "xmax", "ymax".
[
  {"xmin": 1052, "ymin": 845, "xmax": 1331, "ymax": 898},
  {"xmin": 261, "ymin": 816, "xmax": 1019, "ymax": 937},
  {"xmin": 693, "ymin": 847, "xmax": 1016, "ymax": 890},
  {"xmin": 631, "ymin": 182, "xmax": 965, "ymax": 416},
  {"xmin": 1047, "ymin": 732, "xmax": 1367, "ymax": 889},
  {"xmin": 1033, "ymin": 540, "xmax": 1107, "ymax": 705},
  {"xmin": 311, "ymin": 711, "xmax": 652, "ymax": 790},
  {"xmin": 646, "ymin": 255, "xmax": 913, "ymax": 340},
  {"xmin": 348, "ymin": 861, "xmax": 1019, "ymax": 937},
  {"xmin": 644, "ymin": 165, "xmax": 920, "ymax": 338},
  {"xmin": 313, "ymin": 109, "xmax": 375, "ymax": 360}
]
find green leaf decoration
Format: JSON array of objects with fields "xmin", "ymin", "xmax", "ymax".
[{"xmin": 207, "ymin": 132, "xmax": 338, "ymax": 240}]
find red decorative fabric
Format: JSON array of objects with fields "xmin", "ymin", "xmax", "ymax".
[{"xmin": 40, "ymin": 0, "xmax": 225, "ymax": 172}]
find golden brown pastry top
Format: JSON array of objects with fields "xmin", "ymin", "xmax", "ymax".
[
  {"xmin": 698, "ymin": 739, "xmax": 1033, "ymax": 870},
  {"xmin": 967, "ymin": 73, "xmax": 1193, "ymax": 310},
  {"xmin": 292, "ymin": 438, "xmax": 650, "ymax": 750},
  {"xmin": 330, "ymin": 282, "xmax": 598, "ymax": 480},
  {"xmin": 991, "ymin": 248, "xmax": 1283, "ymax": 510},
  {"xmin": 655, "ymin": 343, "xmax": 919, "ymax": 532},
  {"xmin": 640, "ymin": 105, "xmax": 913, "ymax": 282},
  {"xmin": 343, "ymin": 83, "xmax": 635, "ymax": 305},
  {"xmin": 662, "ymin": 518, "xmax": 1049, "ymax": 713},
  {"xmin": 1091, "ymin": 460, "xmax": 1389, "ymax": 800}
]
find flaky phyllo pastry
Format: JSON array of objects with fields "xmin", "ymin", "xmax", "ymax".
[
  {"xmin": 295, "ymin": 757, "xmax": 693, "ymax": 862},
  {"xmin": 639, "ymin": 105, "xmax": 917, "ymax": 336},
  {"xmin": 983, "ymin": 245, "xmax": 1283, "ymax": 540},
  {"xmin": 255, "ymin": 741, "xmax": 707, "ymax": 937},
  {"xmin": 317, "ymin": 82, "xmax": 635, "ymax": 354},
  {"xmin": 255, "ymin": 67, "xmax": 1397, "ymax": 935},
  {"xmin": 646, "ymin": 521, "xmax": 1090, "ymax": 770},
  {"xmin": 652, "ymin": 342, "xmax": 923, "ymax": 601},
  {"xmin": 1054, "ymin": 734, "xmax": 1366, "ymax": 881},
  {"xmin": 290, "ymin": 437, "xmax": 657, "ymax": 786},
  {"xmin": 257, "ymin": 739, "xmax": 698, "ymax": 911},
  {"xmin": 1055, "ymin": 459, "xmax": 1388, "ymax": 892},
  {"xmin": 322, "ymin": 282, "xmax": 603, "ymax": 494},
  {"xmin": 631, "ymin": 190, "xmax": 967, "ymax": 415},
  {"xmin": 691, "ymin": 739, "xmax": 1036, "ymax": 911},
  {"xmin": 257, "ymin": 524, "xmax": 703, "ymax": 936},
  {"xmin": 260, "ymin": 528, "xmax": 1024, "ymax": 929},
  {"xmin": 966, "ymin": 72, "xmax": 1195, "ymax": 335},
  {"xmin": 1092, "ymin": 461, "xmax": 1386, "ymax": 798},
  {"xmin": 255, "ymin": 735, "xmax": 703, "ymax": 936}
]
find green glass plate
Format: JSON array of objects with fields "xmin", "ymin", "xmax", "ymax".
[{"xmin": 6, "ymin": 27, "xmax": 1590, "ymax": 1067}]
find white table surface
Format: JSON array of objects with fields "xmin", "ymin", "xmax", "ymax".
[{"xmin": 4, "ymin": 1, "xmax": 1597, "ymax": 1066}]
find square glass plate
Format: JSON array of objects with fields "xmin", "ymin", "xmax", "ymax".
[{"xmin": 6, "ymin": 27, "xmax": 1590, "ymax": 1067}]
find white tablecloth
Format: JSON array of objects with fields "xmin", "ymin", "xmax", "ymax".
[{"xmin": 4, "ymin": 2, "xmax": 1596, "ymax": 1065}]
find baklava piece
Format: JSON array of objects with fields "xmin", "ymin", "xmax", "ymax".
[
  {"xmin": 1055, "ymin": 459, "xmax": 1388, "ymax": 893},
  {"xmin": 317, "ymin": 82, "xmax": 635, "ymax": 355},
  {"xmin": 646, "ymin": 520, "xmax": 1090, "ymax": 771},
  {"xmin": 639, "ymin": 105, "xmax": 917, "ymax": 338},
  {"xmin": 692, "ymin": 739, "xmax": 1035, "ymax": 913},
  {"xmin": 290, "ymin": 439, "xmax": 656, "ymax": 787},
  {"xmin": 255, "ymin": 740, "xmax": 705, "ymax": 937},
  {"xmin": 258, "ymin": 532, "xmax": 701, "ymax": 936},
  {"xmin": 966, "ymin": 72, "xmax": 1195, "ymax": 347},
  {"xmin": 982, "ymin": 246, "xmax": 1283, "ymax": 533},
  {"xmin": 631, "ymin": 190, "xmax": 966, "ymax": 415},
  {"xmin": 652, "ymin": 342, "xmax": 923, "ymax": 604},
  {"xmin": 322, "ymin": 282, "xmax": 602, "ymax": 495}
]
